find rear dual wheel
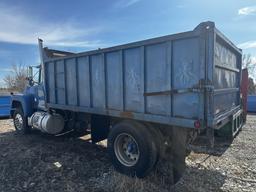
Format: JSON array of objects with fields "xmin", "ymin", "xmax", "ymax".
[
  {"xmin": 108, "ymin": 121, "xmax": 188, "ymax": 184},
  {"xmin": 108, "ymin": 121, "xmax": 158, "ymax": 178}
]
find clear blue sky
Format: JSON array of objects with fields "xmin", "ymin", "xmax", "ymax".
[{"xmin": 0, "ymin": 0, "xmax": 256, "ymax": 87}]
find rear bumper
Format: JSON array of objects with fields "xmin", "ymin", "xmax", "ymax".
[{"xmin": 210, "ymin": 106, "xmax": 242, "ymax": 129}]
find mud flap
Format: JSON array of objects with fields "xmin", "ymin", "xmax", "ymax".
[
  {"xmin": 172, "ymin": 126, "xmax": 188, "ymax": 183},
  {"xmin": 207, "ymin": 127, "xmax": 215, "ymax": 147}
]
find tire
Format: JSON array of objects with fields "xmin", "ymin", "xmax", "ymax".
[
  {"xmin": 144, "ymin": 123, "xmax": 164, "ymax": 165},
  {"xmin": 108, "ymin": 121, "xmax": 158, "ymax": 178},
  {"xmin": 13, "ymin": 107, "xmax": 30, "ymax": 134}
]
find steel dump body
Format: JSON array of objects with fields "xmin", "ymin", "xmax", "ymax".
[{"xmin": 43, "ymin": 22, "xmax": 242, "ymax": 129}]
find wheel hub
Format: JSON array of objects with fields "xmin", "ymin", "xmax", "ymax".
[
  {"xmin": 14, "ymin": 113, "xmax": 23, "ymax": 131},
  {"xmin": 127, "ymin": 143, "xmax": 133, "ymax": 153},
  {"xmin": 114, "ymin": 133, "xmax": 140, "ymax": 167}
]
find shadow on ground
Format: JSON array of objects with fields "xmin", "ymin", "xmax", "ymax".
[{"xmin": 189, "ymin": 136, "xmax": 233, "ymax": 157}]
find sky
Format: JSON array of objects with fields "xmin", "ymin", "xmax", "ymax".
[{"xmin": 0, "ymin": 0, "xmax": 256, "ymax": 87}]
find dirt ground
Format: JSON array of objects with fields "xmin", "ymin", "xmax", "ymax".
[{"xmin": 0, "ymin": 115, "xmax": 255, "ymax": 192}]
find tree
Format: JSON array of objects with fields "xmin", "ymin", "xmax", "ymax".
[
  {"xmin": 3, "ymin": 64, "xmax": 27, "ymax": 92},
  {"xmin": 242, "ymin": 54, "xmax": 256, "ymax": 80},
  {"xmin": 248, "ymin": 77, "xmax": 256, "ymax": 95},
  {"xmin": 243, "ymin": 54, "xmax": 256, "ymax": 95}
]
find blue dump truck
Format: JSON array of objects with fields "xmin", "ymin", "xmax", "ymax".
[{"xmin": 10, "ymin": 21, "xmax": 244, "ymax": 183}]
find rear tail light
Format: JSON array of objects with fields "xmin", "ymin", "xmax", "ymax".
[{"xmin": 194, "ymin": 120, "xmax": 201, "ymax": 129}]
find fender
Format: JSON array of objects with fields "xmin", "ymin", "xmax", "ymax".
[{"xmin": 11, "ymin": 94, "xmax": 35, "ymax": 117}]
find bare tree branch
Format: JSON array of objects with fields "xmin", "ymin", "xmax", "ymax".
[
  {"xmin": 243, "ymin": 54, "xmax": 256, "ymax": 80},
  {"xmin": 3, "ymin": 63, "xmax": 27, "ymax": 92}
]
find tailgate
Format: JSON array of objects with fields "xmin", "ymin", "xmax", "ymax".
[{"xmin": 212, "ymin": 31, "xmax": 242, "ymax": 127}]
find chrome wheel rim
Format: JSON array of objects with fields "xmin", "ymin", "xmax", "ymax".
[
  {"xmin": 14, "ymin": 113, "xmax": 23, "ymax": 131},
  {"xmin": 114, "ymin": 133, "xmax": 140, "ymax": 167}
]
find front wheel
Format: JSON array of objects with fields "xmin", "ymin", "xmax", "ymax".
[
  {"xmin": 108, "ymin": 121, "xmax": 158, "ymax": 178},
  {"xmin": 13, "ymin": 107, "xmax": 30, "ymax": 134}
]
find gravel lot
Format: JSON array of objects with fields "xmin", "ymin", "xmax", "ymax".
[{"xmin": 0, "ymin": 115, "xmax": 255, "ymax": 192}]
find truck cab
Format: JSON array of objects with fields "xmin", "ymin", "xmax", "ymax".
[{"xmin": 11, "ymin": 39, "xmax": 74, "ymax": 134}]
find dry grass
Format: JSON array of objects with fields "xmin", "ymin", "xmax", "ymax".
[
  {"xmin": 0, "ymin": 116, "xmax": 256, "ymax": 191},
  {"xmin": 93, "ymin": 161, "xmax": 174, "ymax": 192}
]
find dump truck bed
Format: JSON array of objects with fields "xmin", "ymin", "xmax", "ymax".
[{"xmin": 42, "ymin": 21, "xmax": 242, "ymax": 129}]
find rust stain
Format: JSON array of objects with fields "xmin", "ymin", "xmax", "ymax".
[{"xmin": 120, "ymin": 111, "xmax": 134, "ymax": 118}]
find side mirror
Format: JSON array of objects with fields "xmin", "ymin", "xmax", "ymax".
[
  {"xmin": 26, "ymin": 76, "xmax": 34, "ymax": 86},
  {"xmin": 26, "ymin": 65, "xmax": 41, "ymax": 85},
  {"xmin": 27, "ymin": 66, "xmax": 33, "ymax": 79}
]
